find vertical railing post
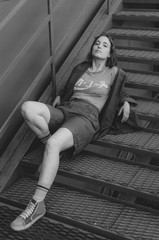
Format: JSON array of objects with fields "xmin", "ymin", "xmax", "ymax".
[
  {"xmin": 107, "ymin": 0, "xmax": 110, "ymax": 15},
  {"xmin": 47, "ymin": 0, "xmax": 56, "ymax": 101}
]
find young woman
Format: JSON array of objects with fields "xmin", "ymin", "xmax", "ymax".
[{"xmin": 11, "ymin": 33, "xmax": 140, "ymax": 231}]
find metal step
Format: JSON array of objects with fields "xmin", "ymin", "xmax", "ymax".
[
  {"xmin": 116, "ymin": 47, "xmax": 159, "ymax": 65},
  {"xmin": 107, "ymin": 27, "xmax": 159, "ymax": 42},
  {"xmin": 1, "ymin": 177, "xmax": 159, "ymax": 240},
  {"xmin": 0, "ymin": 202, "xmax": 106, "ymax": 240},
  {"xmin": 123, "ymin": 0, "xmax": 159, "ymax": 5},
  {"xmin": 135, "ymin": 97, "xmax": 159, "ymax": 122},
  {"xmin": 125, "ymin": 70, "xmax": 159, "ymax": 91},
  {"xmin": 22, "ymin": 148, "xmax": 159, "ymax": 202},
  {"xmin": 95, "ymin": 131, "xmax": 159, "ymax": 158},
  {"xmin": 113, "ymin": 10, "xmax": 159, "ymax": 22}
]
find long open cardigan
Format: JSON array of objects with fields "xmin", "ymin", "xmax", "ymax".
[{"xmin": 59, "ymin": 62, "xmax": 142, "ymax": 140}]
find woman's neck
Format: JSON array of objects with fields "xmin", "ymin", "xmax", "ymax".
[{"xmin": 90, "ymin": 60, "xmax": 106, "ymax": 72}]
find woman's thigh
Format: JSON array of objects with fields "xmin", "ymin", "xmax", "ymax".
[
  {"xmin": 22, "ymin": 101, "xmax": 64, "ymax": 128},
  {"xmin": 49, "ymin": 127, "xmax": 74, "ymax": 152},
  {"xmin": 22, "ymin": 101, "xmax": 51, "ymax": 124}
]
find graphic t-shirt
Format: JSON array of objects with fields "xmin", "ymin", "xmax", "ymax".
[{"xmin": 71, "ymin": 67, "xmax": 116, "ymax": 111}]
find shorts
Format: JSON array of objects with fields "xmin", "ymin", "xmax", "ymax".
[{"xmin": 47, "ymin": 98, "xmax": 100, "ymax": 154}]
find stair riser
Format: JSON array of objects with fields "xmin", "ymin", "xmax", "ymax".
[
  {"xmin": 113, "ymin": 15, "xmax": 159, "ymax": 22},
  {"xmin": 118, "ymin": 56, "xmax": 159, "ymax": 65},
  {"xmin": 123, "ymin": 0, "xmax": 159, "ymax": 5}
]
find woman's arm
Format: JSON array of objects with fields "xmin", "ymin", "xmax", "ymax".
[
  {"xmin": 119, "ymin": 72, "xmax": 137, "ymax": 106},
  {"xmin": 118, "ymin": 100, "xmax": 130, "ymax": 123},
  {"xmin": 118, "ymin": 75, "xmax": 137, "ymax": 122}
]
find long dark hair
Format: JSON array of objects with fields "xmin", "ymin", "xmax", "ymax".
[{"xmin": 87, "ymin": 33, "xmax": 117, "ymax": 68}]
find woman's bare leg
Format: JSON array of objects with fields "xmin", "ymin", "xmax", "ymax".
[
  {"xmin": 21, "ymin": 100, "xmax": 74, "ymax": 191},
  {"xmin": 35, "ymin": 127, "xmax": 74, "ymax": 196},
  {"xmin": 21, "ymin": 101, "xmax": 51, "ymax": 139},
  {"xmin": 11, "ymin": 124, "xmax": 74, "ymax": 231},
  {"xmin": 21, "ymin": 100, "xmax": 74, "ymax": 190}
]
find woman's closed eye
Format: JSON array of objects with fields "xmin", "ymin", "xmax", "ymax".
[{"xmin": 95, "ymin": 41, "xmax": 108, "ymax": 48}]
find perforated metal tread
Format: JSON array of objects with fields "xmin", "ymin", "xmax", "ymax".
[
  {"xmin": 135, "ymin": 98, "xmax": 159, "ymax": 121},
  {"xmin": 107, "ymin": 28, "xmax": 159, "ymax": 42},
  {"xmin": 22, "ymin": 148, "xmax": 159, "ymax": 200},
  {"xmin": 113, "ymin": 10, "xmax": 159, "ymax": 22},
  {"xmin": 1, "ymin": 178, "xmax": 159, "ymax": 240},
  {"xmin": 125, "ymin": 71, "xmax": 159, "ymax": 91},
  {"xmin": 95, "ymin": 131, "xmax": 159, "ymax": 157},
  {"xmin": 116, "ymin": 48, "xmax": 159, "ymax": 64},
  {"xmin": 60, "ymin": 153, "xmax": 159, "ymax": 200},
  {"xmin": 0, "ymin": 203, "xmax": 106, "ymax": 240}
]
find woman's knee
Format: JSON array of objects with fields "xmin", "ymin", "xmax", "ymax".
[
  {"xmin": 45, "ymin": 128, "xmax": 74, "ymax": 153},
  {"xmin": 46, "ymin": 137, "xmax": 60, "ymax": 152},
  {"xmin": 21, "ymin": 101, "xmax": 51, "ymax": 128},
  {"xmin": 21, "ymin": 101, "xmax": 34, "ymax": 120}
]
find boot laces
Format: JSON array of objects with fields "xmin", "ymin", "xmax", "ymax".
[{"xmin": 20, "ymin": 201, "xmax": 37, "ymax": 220}]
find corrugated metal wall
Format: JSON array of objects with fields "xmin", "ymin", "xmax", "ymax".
[
  {"xmin": 0, "ymin": 0, "xmax": 104, "ymax": 153},
  {"xmin": 0, "ymin": 0, "xmax": 49, "ymax": 127}
]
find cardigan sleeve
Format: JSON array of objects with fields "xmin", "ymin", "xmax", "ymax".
[{"xmin": 119, "ymin": 74, "xmax": 137, "ymax": 107}]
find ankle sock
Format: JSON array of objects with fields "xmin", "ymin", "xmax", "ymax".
[
  {"xmin": 40, "ymin": 133, "xmax": 51, "ymax": 144},
  {"xmin": 33, "ymin": 184, "xmax": 49, "ymax": 202}
]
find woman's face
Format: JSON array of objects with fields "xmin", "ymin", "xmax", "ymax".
[{"xmin": 92, "ymin": 36, "xmax": 111, "ymax": 61}]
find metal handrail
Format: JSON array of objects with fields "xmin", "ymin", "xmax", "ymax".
[
  {"xmin": 107, "ymin": 0, "xmax": 110, "ymax": 15},
  {"xmin": 48, "ymin": 0, "xmax": 57, "ymax": 101}
]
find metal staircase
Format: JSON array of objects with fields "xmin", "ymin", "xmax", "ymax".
[{"xmin": 0, "ymin": 1, "xmax": 159, "ymax": 239}]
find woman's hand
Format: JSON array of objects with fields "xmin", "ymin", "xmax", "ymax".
[
  {"xmin": 52, "ymin": 96, "xmax": 61, "ymax": 107},
  {"xmin": 118, "ymin": 101, "xmax": 130, "ymax": 123}
]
